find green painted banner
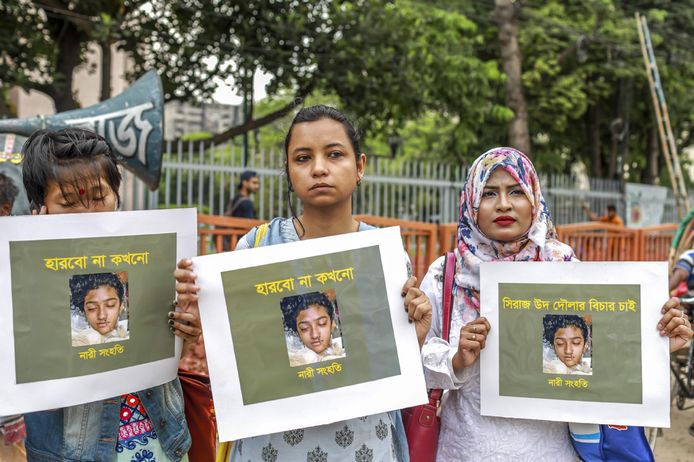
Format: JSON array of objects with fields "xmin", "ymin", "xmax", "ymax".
[
  {"xmin": 11, "ymin": 233, "xmax": 176, "ymax": 383},
  {"xmin": 498, "ymin": 283, "xmax": 642, "ymax": 404},
  {"xmin": 223, "ymin": 246, "xmax": 400, "ymax": 405}
]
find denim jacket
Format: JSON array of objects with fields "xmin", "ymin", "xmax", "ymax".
[{"xmin": 24, "ymin": 379, "xmax": 190, "ymax": 462}]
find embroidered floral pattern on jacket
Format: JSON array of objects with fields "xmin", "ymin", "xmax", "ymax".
[{"xmin": 116, "ymin": 393, "xmax": 158, "ymax": 452}]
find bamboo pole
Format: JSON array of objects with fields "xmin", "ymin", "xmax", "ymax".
[
  {"xmin": 636, "ymin": 12, "xmax": 689, "ymax": 219},
  {"xmin": 639, "ymin": 14, "xmax": 690, "ymax": 211}
]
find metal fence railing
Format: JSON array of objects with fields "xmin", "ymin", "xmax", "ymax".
[{"xmin": 120, "ymin": 141, "xmax": 683, "ymax": 226}]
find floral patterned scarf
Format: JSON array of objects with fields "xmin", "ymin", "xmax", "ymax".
[{"xmin": 455, "ymin": 147, "xmax": 575, "ymax": 313}]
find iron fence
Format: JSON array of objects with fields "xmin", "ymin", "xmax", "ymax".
[{"xmin": 119, "ymin": 141, "xmax": 684, "ymax": 226}]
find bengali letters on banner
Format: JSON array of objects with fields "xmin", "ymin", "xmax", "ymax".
[
  {"xmin": 77, "ymin": 343, "xmax": 125, "ymax": 360},
  {"xmin": 501, "ymin": 296, "xmax": 637, "ymax": 314},
  {"xmin": 44, "ymin": 252, "xmax": 149, "ymax": 272},
  {"xmin": 255, "ymin": 267, "xmax": 355, "ymax": 296}
]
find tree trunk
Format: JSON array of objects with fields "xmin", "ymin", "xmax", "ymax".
[
  {"xmin": 0, "ymin": 91, "xmax": 12, "ymax": 117},
  {"xmin": 643, "ymin": 123, "xmax": 659, "ymax": 184},
  {"xmin": 608, "ymin": 125, "xmax": 618, "ymax": 179},
  {"xmin": 494, "ymin": 0, "xmax": 531, "ymax": 156},
  {"xmin": 587, "ymin": 104, "xmax": 602, "ymax": 177},
  {"xmin": 100, "ymin": 39, "xmax": 112, "ymax": 101},
  {"xmin": 43, "ymin": 21, "xmax": 84, "ymax": 111}
]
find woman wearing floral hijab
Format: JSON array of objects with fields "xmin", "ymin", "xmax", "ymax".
[{"xmin": 419, "ymin": 147, "xmax": 691, "ymax": 461}]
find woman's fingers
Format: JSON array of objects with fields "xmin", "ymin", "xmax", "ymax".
[
  {"xmin": 660, "ymin": 312, "xmax": 689, "ymax": 336},
  {"xmin": 175, "ymin": 280, "xmax": 199, "ymax": 295},
  {"xmin": 401, "ymin": 276, "xmax": 418, "ymax": 298},
  {"xmin": 657, "ymin": 298, "xmax": 687, "ymax": 335},
  {"xmin": 169, "ymin": 309, "xmax": 201, "ymax": 340},
  {"xmin": 405, "ymin": 291, "xmax": 428, "ymax": 317},
  {"xmin": 459, "ymin": 329, "xmax": 487, "ymax": 349},
  {"xmin": 461, "ymin": 318, "xmax": 491, "ymax": 336},
  {"xmin": 408, "ymin": 295, "xmax": 431, "ymax": 321},
  {"xmin": 174, "ymin": 259, "xmax": 199, "ymax": 311},
  {"xmin": 177, "ymin": 258, "xmax": 193, "ymax": 270}
]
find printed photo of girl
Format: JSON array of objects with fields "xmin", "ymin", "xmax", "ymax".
[
  {"xmin": 70, "ymin": 271, "xmax": 129, "ymax": 347},
  {"xmin": 280, "ymin": 290, "xmax": 346, "ymax": 367}
]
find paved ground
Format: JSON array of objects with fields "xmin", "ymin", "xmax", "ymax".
[{"xmin": 654, "ymin": 403, "xmax": 694, "ymax": 461}]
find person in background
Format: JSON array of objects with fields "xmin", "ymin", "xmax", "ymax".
[
  {"xmin": 582, "ymin": 203, "xmax": 624, "ymax": 226},
  {"xmin": 0, "ymin": 171, "xmax": 19, "ymax": 216},
  {"xmin": 669, "ymin": 248, "xmax": 694, "ymax": 295},
  {"xmin": 226, "ymin": 170, "xmax": 260, "ymax": 219}
]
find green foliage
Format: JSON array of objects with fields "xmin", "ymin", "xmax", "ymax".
[{"xmin": 3, "ymin": 0, "xmax": 693, "ymax": 183}]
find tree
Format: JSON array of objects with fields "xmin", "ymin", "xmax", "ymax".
[
  {"xmin": 1, "ymin": 0, "xmax": 509, "ymax": 156},
  {"xmin": 494, "ymin": 0, "xmax": 531, "ymax": 155}
]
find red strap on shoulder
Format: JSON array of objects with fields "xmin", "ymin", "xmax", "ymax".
[
  {"xmin": 442, "ymin": 251, "xmax": 455, "ymax": 342},
  {"xmin": 427, "ymin": 252, "xmax": 457, "ymax": 403}
]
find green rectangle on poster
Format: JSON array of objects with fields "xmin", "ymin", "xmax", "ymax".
[
  {"xmin": 498, "ymin": 283, "xmax": 642, "ymax": 404},
  {"xmin": 11, "ymin": 233, "xmax": 177, "ymax": 383},
  {"xmin": 224, "ymin": 246, "xmax": 400, "ymax": 405}
]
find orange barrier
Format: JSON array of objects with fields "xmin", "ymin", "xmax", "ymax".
[
  {"xmin": 197, "ymin": 214, "xmax": 676, "ymax": 267},
  {"xmin": 638, "ymin": 224, "xmax": 677, "ymax": 261},
  {"xmin": 197, "ymin": 214, "xmax": 265, "ymax": 255},
  {"xmin": 195, "ymin": 214, "xmax": 437, "ymax": 281},
  {"xmin": 556, "ymin": 222, "xmax": 640, "ymax": 261},
  {"xmin": 438, "ymin": 223, "xmax": 458, "ymax": 255},
  {"xmin": 438, "ymin": 222, "xmax": 676, "ymax": 262},
  {"xmin": 355, "ymin": 215, "xmax": 437, "ymax": 281}
]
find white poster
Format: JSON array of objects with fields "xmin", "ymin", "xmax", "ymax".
[
  {"xmin": 0, "ymin": 208, "xmax": 197, "ymax": 415},
  {"xmin": 479, "ymin": 262, "xmax": 670, "ymax": 428},
  {"xmin": 194, "ymin": 226, "xmax": 427, "ymax": 442},
  {"xmin": 625, "ymin": 183, "xmax": 668, "ymax": 227}
]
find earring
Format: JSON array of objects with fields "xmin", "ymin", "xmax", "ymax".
[{"xmin": 357, "ymin": 178, "xmax": 362, "ymax": 186}]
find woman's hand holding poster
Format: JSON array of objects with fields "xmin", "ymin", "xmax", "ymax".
[
  {"xmin": 0, "ymin": 208, "xmax": 196, "ymax": 416},
  {"xmin": 479, "ymin": 261, "xmax": 670, "ymax": 427},
  {"xmin": 193, "ymin": 226, "xmax": 427, "ymax": 442}
]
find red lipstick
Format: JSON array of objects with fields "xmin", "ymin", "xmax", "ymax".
[{"xmin": 493, "ymin": 216, "xmax": 516, "ymax": 226}]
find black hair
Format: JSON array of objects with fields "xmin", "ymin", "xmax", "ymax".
[
  {"xmin": 280, "ymin": 291, "xmax": 335, "ymax": 334},
  {"xmin": 283, "ymin": 105, "xmax": 362, "ymax": 236},
  {"xmin": 0, "ymin": 172, "xmax": 19, "ymax": 205},
  {"xmin": 21, "ymin": 128, "xmax": 122, "ymax": 208},
  {"xmin": 69, "ymin": 272, "xmax": 125, "ymax": 313},
  {"xmin": 606, "ymin": 204, "xmax": 617, "ymax": 212},
  {"xmin": 237, "ymin": 170, "xmax": 257, "ymax": 191},
  {"xmin": 542, "ymin": 315, "xmax": 589, "ymax": 347}
]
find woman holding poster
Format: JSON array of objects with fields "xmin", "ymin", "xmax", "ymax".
[
  {"xmin": 175, "ymin": 105, "xmax": 432, "ymax": 461},
  {"xmin": 419, "ymin": 147, "xmax": 692, "ymax": 461}
]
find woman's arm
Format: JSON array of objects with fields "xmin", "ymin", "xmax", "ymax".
[
  {"xmin": 401, "ymin": 275, "xmax": 432, "ymax": 348},
  {"xmin": 419, "ymin": 258, "xmax": 476, "ymax": 390},
  {"xmin": 171, "ymin": 258, "xmax": 202, "ymax": 350}
]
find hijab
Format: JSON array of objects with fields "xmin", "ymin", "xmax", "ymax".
[{"xmin": 455, "ymin": 147, "xmax": 575, "ymax": 312}]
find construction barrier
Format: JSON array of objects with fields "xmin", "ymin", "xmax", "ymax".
[
  {"xmin": 197, "ymin": 214, "xmax": 677, "ymax": 273},
  {"xmin": 197, "ymin": 214, "xmax": 265, "ymax": 255},
  {"xmin": 195, "ymin": 214, "xmax": 437, "ymax": 281},
  {"xmin": 637, "ymin": 224, "xmax": 678, "ymax": 261},
  {"xmin": 437, "ymin": 221, "xmax": 676, "ymax": 262},
  {"xmin": 354, "ymin": 215, "xmax": 437, "ymax": 281}
]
